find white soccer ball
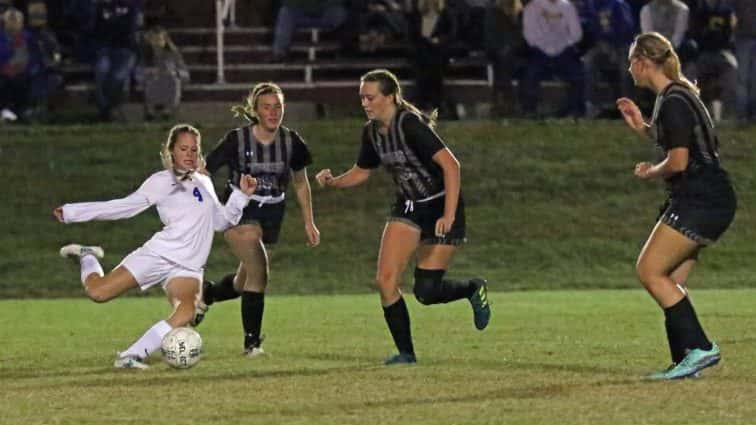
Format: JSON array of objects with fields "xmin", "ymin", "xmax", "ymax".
[{"xmin": 161, "ymin": 327, "xmax": 202, "ymax": 369}]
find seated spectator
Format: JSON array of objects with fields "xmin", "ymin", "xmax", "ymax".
[
  {"xmin": 354, "ymin": 0, "xmax": 409, "ymax": 54},
  {"xmin": 688, "ymin": 0, "xmax": 736, "ymax": 122},
  {"xmin": 728, "ymin": 0, "xmax": 756, "ymax": 122},
  {"xmin": 408, "ymin": 0, "xmax": 469, "ymax": 118},
  {"xmin": 572, "ymin": 0, "xmax": 599, "ymax": 54},
  {"xmin": 268, "ymin": 0, "xmax": 347, "ymax": 62},
  {"xmin": 0, "ymin": 8, "xmax": 33, "ymax": 123},
  {"xmin": 90, "ymin": 0, "xmax": 141, "ymax": 122},
  {"xmin": 27, "ymin": 0, "xmax": 64, "ymax": 121},
  {"xmin": 520, "ymin": 0, "xmax": 586, "ymax": 118},
  {"xmin": 484, "ymin": 0, "xmax": 525, "ymax": 117},
  {"xmin": 583, "ymin": 0, "xmax": 634, "ymax": 117},
  {"xmin": 138, "ymin": 26, "xmax": 190, "ymax": 121},
  {"xmin": 640, "ymin": 0, "xmax": 697, "ymax": 63}
]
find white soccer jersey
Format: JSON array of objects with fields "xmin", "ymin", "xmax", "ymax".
[{"xmin": 62, "ymin": 170, "xmax": 250, "ymax": 271}]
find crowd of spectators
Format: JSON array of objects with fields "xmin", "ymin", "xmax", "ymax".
[
  {"xmin": 1, "ymin": 0, "xmax": 754, "ymax": 123},
  {"xmin": 1, "ymin": 0, "xmax": 188, "ymax": 123}
]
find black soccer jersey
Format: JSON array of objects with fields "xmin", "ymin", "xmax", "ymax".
[
  {"xmin": 649, "ymin": 82, "xmax": 732, "ymax": 200},
  {"xmin": 357, "ymin": 109, "xmax": 447, "ymax": 200},
  {"xmin": 206, "ymin": 125, "xmax": 312, "ymax": 200}
]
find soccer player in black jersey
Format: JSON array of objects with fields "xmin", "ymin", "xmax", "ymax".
[
  {"xmin": 197, "ymin": 82, "xmax": 320, "ymax": 356},
  {"xmin": 617, "ymin": 32, "xmax": 737, "ymax": 380},
  {"xmin": 315, "ymin": 69, "xmax": 491, "ymax": 365}
]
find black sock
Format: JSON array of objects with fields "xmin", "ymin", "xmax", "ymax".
[
  {"xmin": 415, "ymin": 269, "xmax": 476, "ymax": 304},
  {"xmin": 440, "ymin": 277, "xmax": 477, "ymax": 302},
  {"xmin": 664, "ymin": 315, "xmax": 686, "ymax": 364},
  {"xmin": 383, "ymin": 297, "xmax": 414, "ymax": 355},
  {"xmin": 664, "ymin": 296, "xmax": 713, "ymax": 357},
  {"xmin": 242, "ymin": 291, "xmax": 265, "ymax": 347},
  {"xmin": 205, "ymin": 273, "xmax": 240, "ymax": 305}
]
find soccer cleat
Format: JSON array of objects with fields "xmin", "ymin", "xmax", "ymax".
[
  {"xmin": 384, "ymin": 352, "xmax": 417, "ymax": 365},
  {"xmin": 243, "ymin": 334, "xmax": 265, "ymax": 358},
  {"xmin": 59, "ymin": 244, "xmax": 104, "ymax": 260},
  {"xmin": 244, "ymin": 346, "xmax": 266, "ymax": 358},
  {"xmin": 468, "ymin": 278, "xmax": 491, "ymax": 330},
  {"xmin": 190, "ymin": 300, "xmax": 208, "ymax": 327},
  {"xmin": 113, "ymin": 353, "xmax": 149, "ymax": 369},
  {"xmin": 647, "ymin": 343, "xmax": 721, "ymax": 380}
]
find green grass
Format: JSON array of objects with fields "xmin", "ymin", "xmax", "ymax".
[
  {"xmin": 2, "ymin": 120, "xmax": 755, "ymax": 297},
  {"xmin": 1, "ymin": 290, "xmax": 755, "ymax": 424}
]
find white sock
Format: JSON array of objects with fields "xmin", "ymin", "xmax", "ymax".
[
  {"xmin": 120, "ymin": 320, "xmax": 173, "ymax": 360},
  {"xmin": 79, "ymin": 254, "xmax": 104, "ymax": 286}
]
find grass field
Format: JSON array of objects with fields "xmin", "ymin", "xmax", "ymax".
[{"xmin": 1, "ymin": 290, "xmax": 755, "ymax": 425}]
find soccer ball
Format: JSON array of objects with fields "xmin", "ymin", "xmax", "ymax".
[{"xmin": 161, "ymin": 327, "xmax": 202, "ymax": 369}]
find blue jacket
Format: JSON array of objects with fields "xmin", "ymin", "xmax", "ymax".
[{"xmin": 594, "ymin": 0, "xmax": 634, "ymax": 47}]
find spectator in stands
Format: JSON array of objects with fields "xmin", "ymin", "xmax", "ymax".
[
  {"xmin": 583, "ymin": 0, "xmax": 634, "ymax": 117},
  {"xmin": 0, "ymin": 0, "xmax": 10, "ymax": 14},
  {"xmin": 26, "ymin": 0, "xmax": 63, "ymax": 121},
  {"xmin": 640, "ymin": 0, "xmax": 696, "ymax": 62},
  {"xmin": 353, "ymin": 0, "xmax": 409, "ymax": 54},
  {"xmin": 0, "ymin": 8, "xmax": 33, "ymax": 123},
  {"xmin": 520, "ymin": 0, "xmax": 586, "ymax": 118},
  {"xmin": 727, "ymin": 0, "xmax": 756, "ymax": 122},
  {"xmin": 408, "ymin": 0, "xmax": 470, "ymax": 118},
  {"xmin": 139, "ymin": 26, "xmax": 189, "ymax": 121},
  {"xmin": 91, "ymin": 0, "xmax": 141, "ymax": 122},
  {"xmin": 688, "ymin": 0, "xmax": 736, "ymax": 122},
  {"xmin": 571, "ymin": 0, "xmax": 599, "ymax": 54},
  {"xmin": 484, "ymin": 0, "xmax": 525, "ymax": 117},
  {"xmin": 268, "ymin": 0, "xmax": 348, "ymax": 62}
]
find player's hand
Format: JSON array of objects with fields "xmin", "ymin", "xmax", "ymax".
[
  {"xmin": 53, "ymin": 207, "xmax": 64, "ymax": 223},
  {"xmin": 435, "ymin": 215, "xmax": 454, "ymax": 238},
  {"xmin": 616, "ymin": 97, "xmax": 645, "ymax": 131},
  {"xmin": 239, "ymin": 174, "xmax": 257, "ymax": 195},
  {"xmin": 634, "ymin": 162, "xmax": 653, "ymax": 179},
  {"xmin": 315, "ymin": 169, "xmax": 333, "ymax": 187},
  {"xmin": 304, "ymin": 222, "xmax": 320, "ymax": 247}
]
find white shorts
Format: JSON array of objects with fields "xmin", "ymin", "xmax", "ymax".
[{"xmin": 119, "ymin": 247, "xmax": 204, "ymax": 291}]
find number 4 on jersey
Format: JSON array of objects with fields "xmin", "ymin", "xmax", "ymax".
[{"xmin": 192, "ymin": 187, "xmax": 203, "ymax": 202}]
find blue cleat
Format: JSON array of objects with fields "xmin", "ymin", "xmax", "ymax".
[
  {"xmin": 468, "ymin": 278, "xmax": 491, "ymax": 330},
  {"xmin": 647, "ymin": 343, "xmax": 721, "ymax": 380},
  {"xmin": 384, "ymin": 352, "xmax": 417, "ymax": 366}
]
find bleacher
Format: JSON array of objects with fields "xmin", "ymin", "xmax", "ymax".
[{"xmin": 61, "ymin": 25, "xmax": 495, "ymax": 113}]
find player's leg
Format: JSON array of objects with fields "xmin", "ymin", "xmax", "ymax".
[
  {"xmin": 637, "ymin": 222, "xmax": 718, "ymax": 379},
  {"xmin": 223, "ymin": 223, "xmax": 269, "ymax": 355},
  {"xmin": 415, "ymin": 243, "xmax": 490, "ymax": 331},
  {"xmin": 377, "ymin": 220, "xmax": 420, "ymax": 365},
  {"xmin": 60, "ymin": 244, "xmax": 138, "ymax": 302}
]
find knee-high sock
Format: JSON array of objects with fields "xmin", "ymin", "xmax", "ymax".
[
  {"xmin": 120, "ymin": 320, "xmax": 172, "ymax": 360},
  {"xmin": 664, "ymin": 296, "xmax": 712, "ymax": 358},
  {"xmin": 242, "ymin": 291, "xmax": 265, "ymax": 347},
  {"xmin": 383, "ymin": 297, "xmax": 414, "ymax": 355},
  {"xmin": 80, "ymin": 254, "xmax": 104, "ymax": 286},
  {"xmin": 205, "ymin": 273, "xmax": 240, "ymax": 305}
]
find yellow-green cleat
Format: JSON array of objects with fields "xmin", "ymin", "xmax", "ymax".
[{"xmin": 468, "ymin": 278, "xmax": 491, "ymax": 330}]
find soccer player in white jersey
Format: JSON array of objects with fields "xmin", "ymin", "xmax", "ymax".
[{"xmin": 53, "ymin": 124, "xmax": 257, "ymax": 369}]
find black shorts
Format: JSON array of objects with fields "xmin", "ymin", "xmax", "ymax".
[
  {"xmin": 238, "ymin": 201, "xmax": 286, "ymax": 245},
  {"xmin": 389, "ymin": 195, "xmax": 466, "ymax": 245},
  {"xmin": 657, "ymin": 197, "xmax": 736, "ymax": 245}
]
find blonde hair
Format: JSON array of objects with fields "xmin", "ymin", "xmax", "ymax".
[
  {"xmin": 360, "ymin": 68, "xmax": 438, "ymax": 128},
  {"xmin": 495, "ymin": 0, "xmax": 522, "ymax": 18},
  {"xmin": 160, "ymin": 124, "xmax": 204, "ymax": 171},
  {"xmin": 231, "ymin": 82, "xmax": 284, "ymax": 123},
  {"xmin": 630, "ymin": 32, "xmax": 699, "ymax": 96}
]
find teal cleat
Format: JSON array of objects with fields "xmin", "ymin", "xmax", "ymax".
[
  {"xmin": 468, "ymin": 279, "xmax": 491, "ymax": 330},
  {"xmin": 647, "ymin": 343, "xmax": 721, "ymax": 380},
  {"xmin": 384, "ymin": 352, "xmax": 417, "ymax": 366}
]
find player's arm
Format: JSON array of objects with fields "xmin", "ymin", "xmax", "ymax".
[
  {"xmin": 315, "ymin": 165, "xmax": 372, "ymax": 188},
  {"xmin": 616, "ymin": 97, "xmax": 653, "ymax": 140},
  {"xmin": 292, "ymin": 168, "xmax": 320, "ymax": 247}
]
